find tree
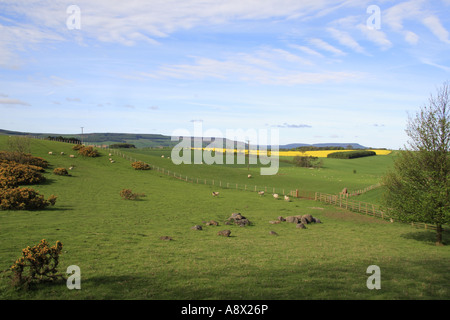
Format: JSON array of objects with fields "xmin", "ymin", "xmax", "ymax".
[{"xmin": 382, "ymin": 81, "xmax": 450, "ymax": 246}]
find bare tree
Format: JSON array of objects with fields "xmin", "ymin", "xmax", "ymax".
[
  {"xmin": 382, "ymin": 81, "xmax": 450, "ymax": 246},
  {"xmin": 7, "ymin": 136, "xmax": 31, "ymax": 154}
]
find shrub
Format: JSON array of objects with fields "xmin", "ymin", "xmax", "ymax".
[
  {"xmin": 131, "ymin": 161, "xmax": 151, "ymax": 170},
  {"xmin": 77, "ymin": 146, "xmax": 99, "ymax": 157},
  {"xmin": 120, "ymin": 189, "xmax": 146, "ymax": 200},
  {"xmin": 0, "ymin": 160, "xmax": 46, "ymax": 188},
  {"xmin": 53, "ymin": 168, "xmax": 69, "ymax": 176},
  {"xmin": 110, "ymin": 143, "xmax": 136, "ymax": 148},
  {"xmin": 72, "ymin": 144, "xmax": 83, "ymax": 151},
  {"xmin": 327, "ymin": 150, "xmax": 376, "ymax": 159},
  {"xmin": 0, "ymin": 187, "xmax": 57, "ymax": 210},
  {"xmin": 0, "ymin": 151, "xmax": 49, "ymax": 168},
  {"xmin": 292, "ymin": 156, "xmax": 323, "ymax": 168},
  {"xmin": 9, "ymin": 239, "xmax": 65, "ymax": 289}
]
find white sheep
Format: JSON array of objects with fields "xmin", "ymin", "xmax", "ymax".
[
  {"xmin": 68, "ymin": 166, "xmax": 74, "ymax": 170},
  {"xmin": 258, "ymin": 191, "xmax": 264, "ymax": 196},
  {"xmin": 48, "ymin": 151, "xmax": 53, "ymax": 155},
  {"xmin": 212, "ymin": 191, "xmax": 219, "ymax": 197},
  {"xmin": 110, "ymin": 160, "xmax": 115, "ymax": 163},
  {"xmin": 69, "ymin": 155, "xmax": 75, "ymax": 158},
  {"xmin": 109, "ymin": 153, "xmax": 112, "ymax": 156},
  {"xmin": 273, "ymin": 194, "xmax": 279, "ymax": 199},
  {"xmin": 284, "ymin": 195, "xmax": 290, "ymax": 201},
  {"xmin": 60, "ymin": 152, "xmax": 65, "ymax": 155},
  {"xmin": 248, "ymin": 174, "xmax": 252, "ymax": 178}
]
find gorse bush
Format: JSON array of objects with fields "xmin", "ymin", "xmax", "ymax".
[
  {"xmin": 9, "ymin": 239, "xmax": 64, "ymax": 289},
  {"xmin": 0, "ymin": 151, "xmax": 49, "ymax": 168},
  {"xmin": 0, "ymin": 187, "xmax": 57, "ymax": 210},
  {"xmin": 327, "ymin": 150, "xmax": 376, "ymax": 159},
  {"xmin": 0, "ymin": 160, "xmax": 46, "ymax": 188},
  {"xmin": 72, "ymin": 144, "xmax": 83, "ymax": 151},
  {"xmin": 53, "ymin": 168, "xmax": 69, "ymax": 176},
  {"xmin": 131, "ymin": 161, "xmax": 151, "ymax": 170},
  {"xmin": 77, "ymin": 146, "xmax": 99, "ymax": 157},
  {"xmin": 120, "ymin": 189, "xmax": 146, "ymax": 200}
]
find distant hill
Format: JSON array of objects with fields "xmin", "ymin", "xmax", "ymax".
[
  {"xmin": 0, "ymin": 129, "xmax": 370, "ymax": 150},
  {"xmin": 279, "ymin": 143, "xmax": 368, "ymax": 150}
]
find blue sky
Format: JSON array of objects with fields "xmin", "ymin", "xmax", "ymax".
[{"xmin": 0, "ymin": 0, "xmax": 449, "ymax": 149}]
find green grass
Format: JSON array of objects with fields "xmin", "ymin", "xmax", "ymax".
[{"xmin": 0, "ymin": 136, "xmax": 449, "ymax": 300}]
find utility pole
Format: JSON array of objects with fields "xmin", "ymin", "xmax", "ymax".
[{"xmin": 81, "ymin": 127, "xmax": 84, "ymax": 145}]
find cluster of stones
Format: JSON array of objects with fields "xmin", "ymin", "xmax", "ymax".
[{"xmin": 269, "ymin": 214, "xmax": 321, "ymax": 229}]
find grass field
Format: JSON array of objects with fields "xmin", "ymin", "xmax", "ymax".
[{"xmin": 0, "ymin": 136, "xmax": 449, "ymax": 300}]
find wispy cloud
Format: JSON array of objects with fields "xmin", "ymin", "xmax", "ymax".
[
  {"xmin": 308, "ymin": 38, "xmax": 346, "ymax": 56},
  {"xmin": 273, "ymin": 123, "xmax": 312, "ymax": 128},
  {"xmin": 422, "ymin": 15, "xmax": 450, "ymax": 43},
  {"xmin": 0, "ymin": 98, "xmax": 30, "ymax": 106}
]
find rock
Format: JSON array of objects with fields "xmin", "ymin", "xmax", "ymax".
[
  {"xmin": 302, "ymin": 214, "xmax": 314, "ymax": 223},
  {"xmin": 300, "ymin": 217, "xmax": 308, "ymax": 225},
  {"xmin": 236, "ymin": 218, "xmax": 250, "ymax": 227},
  {"xmin": 206, "ymin": 220, "xmax": 219, "ymax": 226},
  {"xmin": 269, "ymin": 231, "xmax": 278, "ymax": 236},
  {"xmin": 296, "ymin": 223, "xmax": 307, "ymax": 229},
  {"xmin": 217, "ymin": 230, "xmax": 231, "ymax": 237},
  {"xmin": 277, "ymin": 216, "xmax": 285, "ymax": 222},
  {"xmin": 314, "ymin": 218, "xmax": 322, "ymax": 224},
  {"xmin": 160, "ymin": 236, "xmax": 173, "ymax": 241},
  {"xmin": 191, "ymin": 225, "xmax": 202, "ymax": 230},
  {"xmin": 285, "ymin": 216, "xmax": 299, "ymax": 224}
]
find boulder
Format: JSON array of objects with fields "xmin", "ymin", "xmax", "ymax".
[
  {"xmin": 269, "ymin": 231, "xmax": 278, "ymax": 236},
  {"xmin": 302, "ymin": 214, "xmax": 314, "ymax": 223},
  {"xmin": 217, "ymin": 230, "xmax": 231, "ymax": 237},
  {"xmin": 285, "ymin": 216, "xmax": 299, "ymax": 224},
  {"xmin": 160, "ymin": 236, "xmax": 173, "ymax": 241},
  {"xmin": 277, "ymin": 216, "xmax": 285, "ymax": 222},
  {"xmin": 206, "ymin": 220, "xmax": 219, "ymax": 226},
  {"xmin": 296, "ymin": 223, "xmax": 307, "ymax": 229},
  {"xmin": 191, "ymin": 225, "xmax": 202, "ymax": 230}
]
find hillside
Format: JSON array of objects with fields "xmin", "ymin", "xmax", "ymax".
[
  {"xmin": 1, "ymin": 129, "xmax": 375, "ymax": 150},
  {"xmin": 0, "ymin": 136, "xmax": 448, "ymax": 301}
]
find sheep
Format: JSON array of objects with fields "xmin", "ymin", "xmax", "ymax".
[
  {"xmin": 212, "ymin": 191, "xmax": 219, "ymax": 197},
  {"xmin": 258, "ymin": 191, "xmax": 264, "ymax": 196},
  {"xmin": 248, "ymin": 174, "xmax": 252, "ymax": 178},
  {"xmin": 110, "ymin": 160, "xmax": 115, "ymax": 163},
  {"xmin": 60, "ymin": 152, "xmax": 65, "ymax": 155},
  {"xmin": 109, "ymin": 153, "xmax": 112, "ymax": 156},
  {"xmin": 273, "ymin": 193, "xmax": 279, "ymax": 199},
  {"xmin": 109, "ymin": 158, "xmax": 113, "ymax": 161},
  {"xmin": 284, "ymin": 195, "xmax": 290, "ymax": 202},
  {"xmin": 68, "ymin": 166, "xmax": 74, "ymax": 170},
  {"xmin": 161, "ymin": 155, "xmax": 165, "ymax": 158},
  {"xmin": 69, "ymin": 155, "xmax": 75, "ymax": 158},
  {"xmin": 48, "ymin": 151, "xmax": 53, "ymax": 155}
]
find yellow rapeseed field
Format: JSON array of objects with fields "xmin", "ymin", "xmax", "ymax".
[{"xmin": 191, "ymin": 148, "xmax": 392, "ymax": 157}]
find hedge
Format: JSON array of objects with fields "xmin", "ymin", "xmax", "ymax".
[{"xmin": 327, "ymin": 150, "xmax": 376, "ymax": 159}]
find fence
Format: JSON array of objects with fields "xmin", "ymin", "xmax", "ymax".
[{"xmin": 27, "ymin": 136, "xmax": 444, "ymax": 232}]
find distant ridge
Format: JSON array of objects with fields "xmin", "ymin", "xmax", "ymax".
[
  {"xmin": 279, "ymin": 143, "xmax": 368, "ymax": 149},
  {"xmin": 0, "ymin": 129, "xmax": 369, "ymax": 149}
]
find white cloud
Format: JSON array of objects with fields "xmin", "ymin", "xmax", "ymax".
[
  {"xmin": 404, "ymin": 31, "xmax": 420, "ymax": 45},
  {"xmin": 147, "ymin": 46, "xmax": 361, "ymax": 85},
  {"xmin": 309, "ymin": 38, "xmax": 346, "ymax": 56},
  {"xmin": 357, "ymin": 24, "xmax": 393, "ymax": 50},
  {"xmin": 327, "ymin": 27, "xmax": 365, "ymax": 54},
  {"xmin": 0, "ymin": 98, "xmax": 30, "ymax": 106},
  {"xmin": 422, "ymin": 15, "xmax": 450, "ymax": 43}
]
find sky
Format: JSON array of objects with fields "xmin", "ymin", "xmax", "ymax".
[{"xmin": 0, "ymin": 0, "xmax": 449, "ymax": 149}]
